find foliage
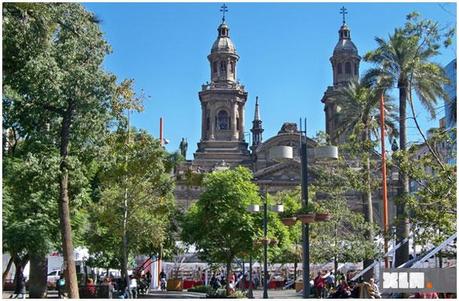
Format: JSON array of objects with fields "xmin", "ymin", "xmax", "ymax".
[
  {"xmin": 363, "ymin": 12, "xmax": 452, "ymax": 117},
  {"xmin": 2, "ymin": 152, "xmax": 60, "ymax": 257},
  {"xmin": 309, "ymin": 162, "xmax": 378, "ymax": 263},
  {"xmin": 363, "ymin": 11, "xmax": 453, "ymax": 264},
  {"xmin": 392, "ymin": 129, "xmax": 456, "ymax": 246},
  {"xmin": 85, "ymin": 129, "xmax": 175, "ymax": 269},
  {"xmin": 3, "ymin": 4, "xmax": 123, "ymax": 295},
  {"xmin": 187, "ymin": 285, "xmax": 215, "ymax": 294},
  {"xmin": 181, "ymin": 167, "xmax": 261, "ymax": 266}
]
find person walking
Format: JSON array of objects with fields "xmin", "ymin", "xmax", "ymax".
[
  {"xmin": 56, "ymin": 274, "xmax": 66, "ymax": 298},
  {"xmin": 14, "ymin": 274, "xmax": 26, "ymax": 299},
  {"xmin": 314, "ymin": 271, "xmax": 326, "ymax": 298},
  {"xmin": 129, "ymin": 275, "xmax": 138, "ymax": 299}
]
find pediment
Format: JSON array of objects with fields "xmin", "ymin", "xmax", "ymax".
[{"xmin": 253, "ymin": 159, "xmax": 301, "ymax": 184}]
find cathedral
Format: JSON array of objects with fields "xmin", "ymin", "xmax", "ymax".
[{"xmin": 175, "ymin": 9, "xmax": 365, "ymax": 211}]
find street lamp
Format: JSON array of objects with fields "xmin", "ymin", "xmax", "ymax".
[
  {"xmin": 270, "ymin": 120, "xmax": 338, "ymax": 299},
  {"xmin": 247, "ymin": 179, "xmax": 284, "ymax": 299}
]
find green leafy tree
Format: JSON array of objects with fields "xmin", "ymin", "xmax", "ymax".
[
  {"xmin": 364, "ymin": 12, "xmax": 453, "ymax": 265},
  {"xmin": 3, "ymin": 3, "xmax": 122, "ymax": 296},
  {"xmin": 181, "ymin": 167, "xmax": 261, "ymax": 294},
  {"xmin": 309, "ymin": 161, "xmax": 378, "ymax": 274},
  {"xmin": 392, "ymin": 129, "xmax": 456, "ymax": 247},
  {"xmin": 85, "ymin": 129, "xmax": 175, "ymax": 283},
  {"xmin": 332, "ymin": 81, "xmax": 398, "ymax": 277}
]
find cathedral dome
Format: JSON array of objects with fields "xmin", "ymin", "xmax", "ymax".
[
  {"xmin": 333, "ymin": 24, "xmax": 358, "ymax": 56},
  {"xmin": 211, "ymin": 22, "xmax": 236, "ymax": 53},
  {"xmin": 333, "ymin": 39, "xmax": 358, "ymax": 55},
  {"xmin": 211, "ymin": 37, "xmax": 236, "ymax": 53}
]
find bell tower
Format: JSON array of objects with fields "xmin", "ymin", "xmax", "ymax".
[
  {"xmin": 321, "ymin": 7, "xmax": 361, "ymax": 144},
  {"xmin": 193, "ymin": 5, "xmax": 250, "ymax": 171}
]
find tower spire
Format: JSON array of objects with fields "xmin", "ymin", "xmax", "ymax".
[
  {"xmin": 251, "ymin": 96, "xmax": 264, "ymax": 151},
  {"xmin": 254, "ymin": 96, "xmax": 261, "ymax": 121}
]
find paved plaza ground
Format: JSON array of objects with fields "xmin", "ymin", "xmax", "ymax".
[{"xmin": 3, "ymin": 289, "xmax": 300, "ymax": 299}]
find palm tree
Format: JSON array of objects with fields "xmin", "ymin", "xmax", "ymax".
[
  {"xmin": 364, "ymin": 25, "xmax": 449, "ymax": 265},
  {"xmin": 332, "ymin": 80, "xmax": 398, "ymax": 277}
]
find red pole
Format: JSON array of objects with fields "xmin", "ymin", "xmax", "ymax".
[
  {"xmin": 160, "ymin": 117, "xmax": 163, "ymax": 146},
  {"xmin": 380, "ymin": 93, "xmax": 390, "ymax": 268}
]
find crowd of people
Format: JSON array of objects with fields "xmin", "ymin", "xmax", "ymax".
[{"xmin": 308, "ymin": 270, "xmax": 381, "ymax": 299}]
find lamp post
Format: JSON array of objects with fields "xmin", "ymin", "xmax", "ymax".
[
  {"xmin": 270, "ymin": 120, "xmax": 338, "ymax": 299},
  {"xmin": 247, "ymin": 180, "xmax": 283, "ymax": 299}
]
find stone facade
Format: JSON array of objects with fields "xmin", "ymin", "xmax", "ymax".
[
  {"xmin": 174, "ymin": 16, "xmax": 371, "ymax": 219},
  {"xmin": 193, "ymin": 21, "xmax": 251, "ymax": 172}
]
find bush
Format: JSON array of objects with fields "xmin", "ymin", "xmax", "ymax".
[
  {"xmin": 188, "ymin": 285, "xmax": 215, "ymax": 295},
  {"xmin": 229, "ymin": 290, "xmax": 247, "ymax": 298}
]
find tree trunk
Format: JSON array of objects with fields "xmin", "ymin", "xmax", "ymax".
[
  {"xmin": 395, "ymin": 82, "xmax": 410, "ymax": 267},
  {"xmin": 363, "ymin": 133, "xmax": 374, "ymax": 281},
  {"xmin": 226, "ymin": 261, "xmax": 232, "ymax": 296},
  {"xmin": 293, "ymin": 259, "xmax": 297, "ymax": 282},
  {"xmin": 29, "ymin": 254, "xmax": 48, "ymax": 298},
  {"xmin": 333, "ymin": 256, "xmax": 338, "ymax": 277},
  {"xmin": 3, "ymin": 256, "xmax": 14, "ymax": 287},
  {"xmin": 12, "ymin": 255, "xmax": 29, "ymax": 295},
  {"xmin": 58, "ymin": 107, "xmax": 79, "ymax": 298}
]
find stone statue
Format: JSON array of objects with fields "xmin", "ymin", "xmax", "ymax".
[
  {"xmin": 278, "ymin": 122, "xmax": 298, "ymax": 134},
  {"xmin": 179, "ymin": 138, "xmax": 188, "ymax": 158}
]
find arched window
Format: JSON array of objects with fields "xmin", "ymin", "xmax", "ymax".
[
  {"xmin": 354, "ymin": 63, "xmax": 358, "ymax": 75},
  {"xmin": 220, "ymin": 61, "xmax": 227, "ymax": 73},
  {"xmin": 230, "ymin": 61, "xmax": 235, "ymax": 74},
  {"xmin": 217, "ymin": 110, "xmax": 229, "ymax": 130},
  {"xmin": 213, "ymin": 62, "xmax": 217, "ymax": 74},
  {"xmin": 345, "ymin": 62, "xmax": 351, "ymax": 74},
  {"xmin": 337, "ymin": 63, "xmax": 343, "ymax": 74}
]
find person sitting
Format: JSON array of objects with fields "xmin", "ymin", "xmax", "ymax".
[
  {"xmin": 332, "ymin": 279, "xmax": 351, "ymax": 298},
  {"xmin": 368, "ymin": 278, "xmax": 381, "ymax": 299}
]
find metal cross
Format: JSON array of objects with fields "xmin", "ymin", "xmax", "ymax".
[
  {"xmin": 220, "ymin": 3, "xmax": 228, "ymax": 22},
  {"xmin": 340, "ymin": 6, "xmax": 348, "ymax": 24}
]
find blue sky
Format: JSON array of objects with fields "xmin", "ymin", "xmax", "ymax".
[{"xmin": 84, "ymin": 2, "xmax": 456, "ymax": 159}]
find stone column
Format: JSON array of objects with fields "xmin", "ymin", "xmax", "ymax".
[
  {"xmin": 232, "ymin": 103, "xmax": 238, "ymax": 140},
  {"xmin": 201, "ymin": 104, "xmax": 206, "ymax": 141},
  {"xmin": 239, "ymin": 103, "xmax": 244, "ymax": 141},
  {"xmin": 210, "ymin": 108, "xmax": 215, "ymax": 140}
]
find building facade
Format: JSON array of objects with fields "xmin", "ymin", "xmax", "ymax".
[{"xmin": 174, "ymin": 14, "xmax": 367, "ymax": 213}]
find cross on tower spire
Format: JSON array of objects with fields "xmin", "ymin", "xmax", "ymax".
[
  {"xmin": 220, "ymin": 3, "xmax": 228, "ymax": 22},
  {"xmin": 340, "ymin": 6, "xmax": 348, "ymax": 24}
]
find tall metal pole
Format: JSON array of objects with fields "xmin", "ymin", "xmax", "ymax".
[
  {"xmin": 379, "ymin": 93, "xmax": 390, "ymax": 268},
  {"xmin": 122, "ymin": 109, "xmax": 131, "ymax": 298},
  {"xmin": 248, "ymin": 255, "xmax": 254, "ymax": 299},
  {"xmin": 263, "ymin": 186, "xmax": 269, "ymax": 299},
  {"xmin": 159, "ymin": 117, "xmax": 164, "ymax": 146},
  {"xmin": 301, "ymin": 118, "xmax": 310, "ymax": 298}
]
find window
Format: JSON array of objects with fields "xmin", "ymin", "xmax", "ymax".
[
  {"xmin": 206, "ymin": 117, "xmax": 210, "ymax": 130},
  {"xmin": 213, "ymin": 62, "xmax": 217, "ymax": 73},
  {"xmin": 230, "ymin": 61, "xmax": 235, "ymax": 73},
  {"xmin": 220, "ymin": 61, "xmax": 227, "ymax": 73},
  {"xmin": 354, "ymin": 63, "xmax": 358, "ymax": 75},
  {"xmin": 345, "ymin": 62, "xmax": 351, "ymax": 74},
  {"xmin": 217, "ymin": 110, "xmax": 229, "ymax": 130},
  {"xmin": 337, "ymin": 63, "xmax": 342, "ymax": 74},
  {"xmin": 236, "ymin": 117, "xmax": 240, "ymax": 130}
]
